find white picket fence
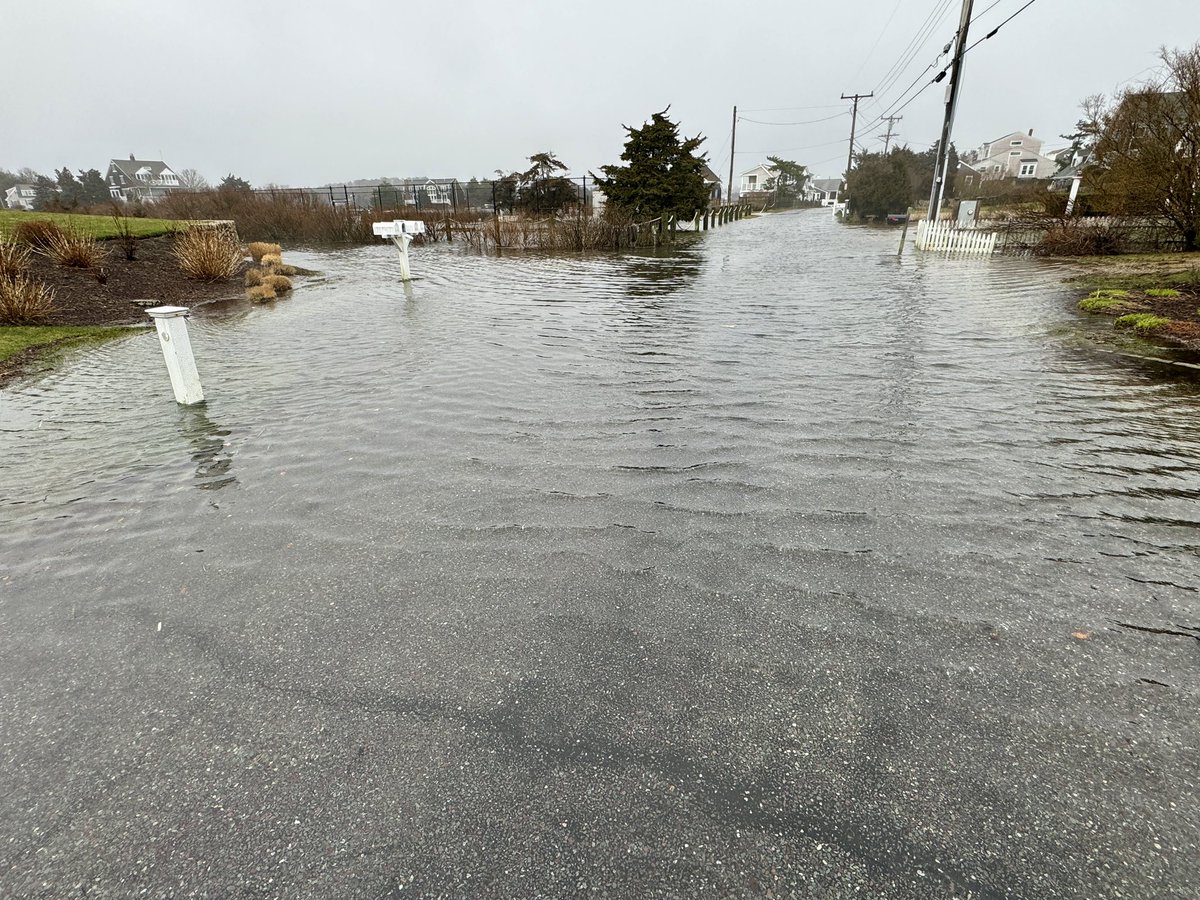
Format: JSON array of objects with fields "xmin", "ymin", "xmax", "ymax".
[{"xmin": 914, "ymin": 219, "xmax": 998, "ymax": 256}]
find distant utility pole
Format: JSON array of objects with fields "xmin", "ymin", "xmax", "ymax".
[
  {"xmin": 880, "ymin": 115, "xmax": 902, "ymax": 154},
  {"xmin": 840, "ymin": 92, "xmax": 874, "ymax": 183},
  {"xmin": 728, "ymin": 105, "xmax": 737, "ymax": 204},
  {"xmin": 927, "ymin": 0, "xmax": 974, "ymax": 217}
]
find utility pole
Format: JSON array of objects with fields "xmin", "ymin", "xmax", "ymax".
[
  {"xmin": 927, "ymin": 0, "xmax": 974, "ymax": 218},
  {"xmin": 840, "ymin": 92, "xmax": 873, "ymax": 184},
  {"xmin": 728, "ymin": 105, "xmax": 737, "ymax": 205},
  {"xmin": 880, "ymin": 115, "xmax": 902, "ymax": 154}
]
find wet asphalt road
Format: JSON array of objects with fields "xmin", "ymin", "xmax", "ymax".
[{"xmin": 2, "ymin": 210, "xmax": 1198, "ymax": 897}]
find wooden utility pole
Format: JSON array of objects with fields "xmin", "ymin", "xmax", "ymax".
[
  {"xmin": 840, "ymin": 92, "xmax": 873, "ymax": 184},
  {"xmin": 880, "ymin": 115, "xmax": 902, "ymax": 154},
  {"xmin": 927, "ymin": 0, "xmax": 974, "ymax": 218},
  {"xmin": 728, "ymin": 105, "xmax": 737, "ymax": 205}
]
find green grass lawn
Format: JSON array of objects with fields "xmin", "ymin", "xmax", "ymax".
[
  {"xmin": 0, "ymin": 325, "xmax": 146, "ymax": 367},
  {"xmin": 0, "ymin": 209, "xmax": 185, "ymax": 240}
]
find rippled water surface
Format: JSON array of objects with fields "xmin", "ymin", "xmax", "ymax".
[{"xmin": 2, "ymin": 210, "xmax": 1198, "ymax": 897}]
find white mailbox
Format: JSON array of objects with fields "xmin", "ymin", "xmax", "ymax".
[{"xmin": 373, "ymin": 219, "xmax": 425, "ymax": 280}]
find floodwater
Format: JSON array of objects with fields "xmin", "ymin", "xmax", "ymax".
[{"xmin": 2, "ymin": 209, "xmax": 1198, "ymax": 898}]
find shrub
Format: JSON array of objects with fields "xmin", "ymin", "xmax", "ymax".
[
  {"xmin": 1115, "ymin": 313, "xmax": 1171, "ymax": 333},
  {"xmin": 245, "ymin": 267, "xmax": 265, "ymax": 286},
  {"xmin": 247, "ymin": 241, "xmax": 281, "ymax": 261},
  {"xmin": 0, "ymin": 274, "xmax": 54, "ymax": 324},
  {"xmin": 0, "ymin": 236, "xmax": 32, "ymax": 280},
  {"xmin": 1034, "ymin": 220, "xmax": 1127, "ymax": 256},
  {"xmin": 260, "ymin": 252, "xmax": 283, "ymax": 270},
  {"xmin": 42, "ymin": 224, "xmax": 108, "ymax": 268},
  {"xmin": 111, "ymin": 206, "xmax": 138, "ymax": 260},
  {"xmin": 14, "ymin": 219, "xmax": 65, "ymax": 251},
  {"xmin": 174, "ymin": 226, "xmax": 243, "ymax": 281},
  {"xmin": 246, "ymin": 284, "xmax": 277, "ymax": 302},
  {"xmin": 264, "ymin": 274, "xmax": 292, "ymax": 293}
]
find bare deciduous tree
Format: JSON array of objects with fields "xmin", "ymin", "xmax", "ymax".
[
  {"xmin": 178, "ymin": 168, "xmax": 210, "ymax": 191},
  {"xmin": 1084, "ymin": 43, "xmax": 1200, "ymax": 251}
]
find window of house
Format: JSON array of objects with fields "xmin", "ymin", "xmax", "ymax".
[
  {"xmin": 1019, "ymin": 163, "xmax": 1037, "ymax": 177},
  {"xmin": 748, "ymin": 175, "xmax": 757, "ymax": 186},
  {"xmin": 1010, "ymin": 140, "xmax": 1022, "ymax": 146},
  {"xmin": 1009, "ymin": 150, "xmax": 1021, "ymax": 156}
]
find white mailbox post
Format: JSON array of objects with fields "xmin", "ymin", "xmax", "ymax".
[
  {"xmin": 372, "ymin": 219, "xmax": 426, "ymax": 281},
  {"xmin": 147, "ymin": 305, "xmax": 204, "ymax": 405}
]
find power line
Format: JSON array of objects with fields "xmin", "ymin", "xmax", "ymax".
[
  {"xmin": 738, "ymin": 112, "xmax": 850, "ymax": 126},
  {"xmin": 869, "ymin": 0, "xmax": 957, "ymax": 102},
  {"xmin": 963, "ymin": 0, "xmax": 1039, "ymax": 53},
  {"xmin": 849, "ymin": 0, "xmax": 905, "ymax": 86},
  {"xmin": 740, "ymin": 104, "xmax": 847, "ymax": 113}
]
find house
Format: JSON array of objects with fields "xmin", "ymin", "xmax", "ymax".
[
  {"xmin": 701, "ymin": 163, "xmax": 723, "ymax": 207},
  {"xmin": 4, "ymin": 184, "xmax": 38, "ymax": 210},
  {"xmin": 956, "ymin": 161, "xmax": 985, "ymax": 193},
  {"xmin": 971, "ymin": 129, "xmax": 1060, "ymax": 180},
  {"xmin": 106, "ymin": 155, "xmax": 183, "ymax": 202},
  {"xmin": 807, "ymin": 177, "xmax": 842, "ymax": 206},
  {"xmin": 739, "ymin": 164, "xmax": 774, "ymax": 198}
]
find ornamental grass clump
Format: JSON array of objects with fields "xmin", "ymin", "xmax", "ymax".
[
  {"xmin": 259, "ymin": 252, "xmax": 283, "ymax": 270},
  {"xmin": 1145, "ymin": 288, "xmax": 1182, "ymax": 298},
  {"xmin": 245, "ymin": 284, "xmax": 277, "ymax": 303},
  {"xmin": 263, "ymin": 274, "xmax": 292, "ymax": 293},
  {"xmin": 0, "ymin": 273, "xmax": 54, "ymax": 324},
  {"xmin": 247, "ymin": 241, "xmax": 281, "ymax": 262},
  {"xmin": 174, "ymin": 226, "xmax": 242, "ymax": 282},
  {"xmin": 13, "ymin": 219, "xmax": 65, "ymax": 251},
  {"xmin": 0, "ymin": 236, "xmax": 32, "ymax": 281},
  {"xmin": 42, "ymin": 224, "xmax": 108, "ymax": 268}
]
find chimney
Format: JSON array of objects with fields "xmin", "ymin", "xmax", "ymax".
[
  {"xmin": 1028, "ymin": 128, "xmax": 1034, "ymax": 137},
  {"xmin": 129, "ymin": 153, "xmax": 135, "ymax": 161}
]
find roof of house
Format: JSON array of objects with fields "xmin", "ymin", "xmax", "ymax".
[
  {"xmin": 740, "ymin": 163, "xmax": 774, "ymax": 176},
  {"xmin": 108, "ymin": 158, "xmax": 174, "ymax": 179},
  {"xmin": 5, "ymin": 183, "xmax": 36, "ymax": 193},
  {"xmin": 700, "ymin": 164, "xmax": 722, "ymax": 184},
  {"xmin": 811, "ymin": 178, "xmax": 842, "ymax": 193}
]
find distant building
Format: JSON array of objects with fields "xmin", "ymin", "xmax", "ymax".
[
  {"xmin": 739, "ymin": 164, "xmax": 774, "ymax": 198},
  {"xmin": 106, "ymin": 155, "xmax": 183, "ymax": 202},
  {"xmin": 4, "ymin": 184, "xmax": 38, "ymax": 210},
  {"xmin": 700, "ymin": 163, "xmax": 723, "ymax": 207},
  {"xmin": 971, "ymin": 129, "xmax": 1060, "ymax": 180},
  {"xmin": 807, "ymin": 178, "xmax": 842, "ymax": 206}
]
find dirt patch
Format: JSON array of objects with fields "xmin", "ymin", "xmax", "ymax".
[{"xmin": 24, "ymin": 235, "xmax": 247, "ymax": 326}]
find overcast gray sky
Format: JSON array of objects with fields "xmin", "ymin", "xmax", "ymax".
[{"xmin": 3, "ymin": 0, "xmax": 1194, "ymax": 187}]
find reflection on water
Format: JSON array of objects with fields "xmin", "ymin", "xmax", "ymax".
[{"xmin": 177, "ymin": 404, "xmax": 236, "ymax": 491}]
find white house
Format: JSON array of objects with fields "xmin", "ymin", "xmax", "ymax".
[
  {"xmin": 972, "ymin": 129, "xmax": 1060, "ymax": 180},
  {"xmin": 739, "ymin": 164, "xmax": 774, "ymax": 197},
  {"xmin": 4, "ymin": 184, "xmax": 38, "ymax": 210},
  {"xmin": 106, "ymin": 155, "xmax": 182, "ymax": 202},
  {"xmin": 807, "ymin": 177, "xmax": 842, "ymax": 206}
]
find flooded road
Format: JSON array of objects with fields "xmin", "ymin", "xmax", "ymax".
[{"xmin": 2, "ymin": 209, "xmax": 1198, "ymax": 897}]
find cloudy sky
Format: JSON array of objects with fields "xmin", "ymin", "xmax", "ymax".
[{"xmin": 3, "ymin": 0, "xmax": 1192, "ymax": 188}]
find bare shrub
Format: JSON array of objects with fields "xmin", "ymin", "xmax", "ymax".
[
  {"xmin": 111, "ymin": 204, "xmax": 138, "ymax": 260},
  {"xmin": 246, "ymin": 284, "xmax": 277, "ymax": 303},
  {"xmin": 14, "ymin": 219, "xmax": 65, "ymax": 251},
  {"xmin": 1033, "ymin": 220, "xmax": 1128, "ymax": 256},
  {"xmin": 43, "ymin": 224, "xmax": 108, "ymax": 268},
  {"xmin": 174, "ymin": 226, "xmax": 243, "ymax": 281},
  {"xmin": 0, "ymin": 236, "xmax": 32, "ymax": 280},
  {"xmin": 0, "ymin": 274, "xmax": 54, "ymax": 324},
  {"xmin": 247, "ymin": 241, "xmax": 281, "ymax": 261}
]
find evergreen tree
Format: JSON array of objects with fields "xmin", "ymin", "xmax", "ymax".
[
  {"xmin": 55, "ymin": 167, "xmax": 82, "ymax": 208},
  {"xmin": 593, "ymin": 108, "xmax": 709, "ymax": 220},
  {"xmin": 77, "ymin": 168, "xmax": 110, "ymax": 206},
  {"xmin": 219, "ymin": 173, "xmax": 252, "ymax": 191},
  {"xmin": 764, "ymin": 156, "xmax": 810, "ymax": 203}
]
